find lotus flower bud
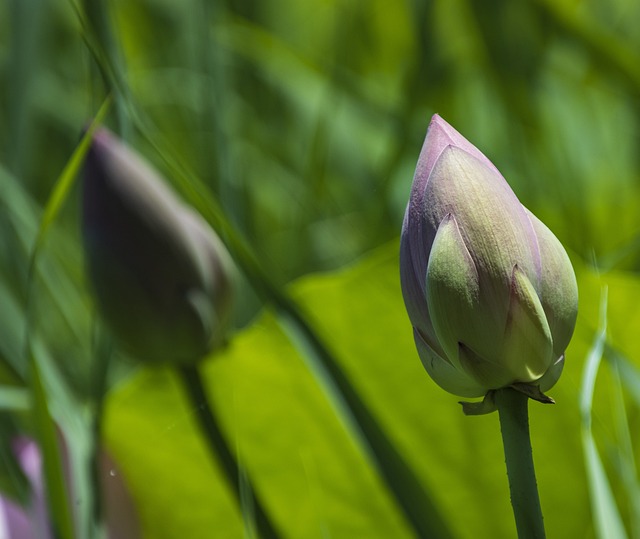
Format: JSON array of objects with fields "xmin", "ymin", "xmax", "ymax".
[
  {"xmin": 400, "ymin": 115, "xmax": 578, "ymax": 400},
  {"xmin": 82, "ymin": 129, "xmax": 234, "ymax": 365}
]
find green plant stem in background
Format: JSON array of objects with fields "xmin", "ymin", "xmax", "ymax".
[
  {"xmin": 496, "ymin": 388, "xmax": 546, "ymax": 539},
  {"xmin": 89, "ymin": 328, "xmax": 113, "ymax": 531},
  {"xmin": 28, "ymin": 352, "xmax": 76, "ymax": 539},
  {"xmin": 179, "ymin": 366, "xmax": 281, "ymax": 539}
]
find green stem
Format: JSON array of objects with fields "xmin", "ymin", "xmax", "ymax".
[
  {"xmin": 496, "ymin": 388, "xmax": 546, "ymax": 539},
  {"xmin": 89, "ymin": 329, "xmax": 113, "ymax": 535},
  {"xmin": 179, "ymin": 365, "xmax": 281, "ymax": 539}
]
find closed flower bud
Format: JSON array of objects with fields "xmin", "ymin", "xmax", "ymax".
[
  {"xmin": 400, "ymin": 115, "xmax": 578, "ymax": 399},
  {"xmin": 82, "ymin": 129, "xmax": 234, "ymax": 365}
]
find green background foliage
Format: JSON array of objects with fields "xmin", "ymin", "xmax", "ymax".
[{"xmin": 2, "ymin": 0, "xmax": 640, "ymax": 537}]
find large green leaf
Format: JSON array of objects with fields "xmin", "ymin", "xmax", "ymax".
[
  {"xmin": 104, "ymin": 319, "xmax": 410, "ymax": 538},
  {"xmin": 105, "ymin": 240, "xmax": 640, "ymax": 538}
]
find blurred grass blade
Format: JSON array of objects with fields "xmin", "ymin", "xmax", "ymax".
[
  {"xmin": 23, "ymin": 97, "xmax": 111, "ymax": 539},
  {"xmin": 0, "ymin": 387, "xmax": 30, "ymax": 411},
  {"xmin": 89, "ymin": 323, "xmax": 113, "ymax": 528},
  {"xmin": 609, "ymin": 346, "xmax": 640, "ymax": 409},
  {"xmin": 28, "ymin": 350, "xmax": 75, "ymax": 539},
  {"xmin": 609, "ymin": 356, "xmax": 640, "ymax": 538},
  {"xmin": 579, "ymin": 287, "xmax": 627, "ymax": 539},
  {"xmin": 29, "ymin": 94, "xmax": 112, "ymax": 266},
  {"xmin": 80, "ymin": 0, "xmax": 130, "ymax": 137},
  {"xmin": 6, "ymin": 0, "xmax": 44, "ymax": 178},
  {"xmin": 579, "ymin": 287, "xmax": 607, "ymax": 420},
  {"xmin": 581, "ymin": 438, "xmax": 625, "ymax": 539}
]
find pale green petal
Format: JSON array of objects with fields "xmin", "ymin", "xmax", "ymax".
[
  {"xmin": 424, "ymin": 146, "xmax": 541, "ymax": 323},
  {"xmin": 414, "ymin": 329, "xmax": 485, "ymax": 398},
  {"xmin": 501, "ymin": 265, "xmax": 554, "ymax": 382},
  {"xmin": 525, "ymin": 209, "xmax": 578, "ymax": 357},
  {"xmin": 425, "ymin": 213, "xmax": 479, "ymax": 369},
  {"xmin": 458, "ymin": 342, "xmax": 513, "ymax": 390},
  {"xmin": 538, "ymin": 354, "xmax": 565, "ymax": 392}
]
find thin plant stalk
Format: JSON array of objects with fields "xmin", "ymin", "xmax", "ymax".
[
  {"xmin": 496, "ymin": 388, "xmax": 546, "ymax": 539},
  {"xmin": 179, "ymin": 365, "xmax": 280, "ymax": 539},
  {"xmin": 89, "ymin": 326, "xmax": 113, "ymax": 535}
]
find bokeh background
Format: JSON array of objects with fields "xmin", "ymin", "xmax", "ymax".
[{"xmin": 1, "ymin": 0, "xmax": 640, "ymax": 537}]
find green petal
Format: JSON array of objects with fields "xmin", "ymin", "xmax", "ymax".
[
  {"xmin": 425, "ymin": 213, "xmax": 479, "ymax": 368},
  {"xmin": 538, "ymin": 354, "xmax": 565, "ymax": 392},
  {"xmin": 459, "ymin": 391, "xmax": 498, "ymax": 416},
  {"xmin": 414, "ymin": 329, "xmax": 485, "ymax": 398},
  {"xmin": 501, "ymin": 265, "xmax": 554, "ymax": 382},
  {"xmin": 458, "ymin": 342, "xmax": 513, "ymax": 389},
  {"xmin": 525, "ymin": 209, "xmax": 578, "ymax": 357}
]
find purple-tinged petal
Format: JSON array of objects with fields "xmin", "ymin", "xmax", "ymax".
[
  {"xmin": 83, "ymin": 128, "xmax": 234, "ymax": 364},
  {"xmin": 400, "ymin": 213, "xmax": 443, "ymax": 355},
  {"xmin": 0, "ymin": 439, "xmax": 55, "ymax": 539},
  {"xmin": 0, "ymin": 499, "xmax": 38, "ymax": 539}
]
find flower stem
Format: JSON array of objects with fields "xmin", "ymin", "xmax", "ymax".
[
  {"xmin": 179, "ymin": 365, "xmax": 281, "ymax": 539},
  {"xmin": 495, "ymin": 388, "xmax": 546, "ymax": 539}
]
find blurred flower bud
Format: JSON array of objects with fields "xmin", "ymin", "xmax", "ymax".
[
  {"xmin": 400, "ymin": 115, "xmax": 578, "ymax": 399},
  {"xmin": 82, "ymin": 129, "xmax": 234, "ymax": 364}
]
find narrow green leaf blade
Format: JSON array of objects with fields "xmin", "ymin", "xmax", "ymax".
[
  {"xmin": 29, "ymin": 351, "xmax": 75, "ymax": 539},
  {"xmin": 30, "ymin": 94, "xmax": 112, "ymax": 264},
  {"xmin": 579, "ymin": 288, "xmax": 628, "ymax": 539}
]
